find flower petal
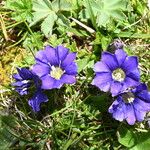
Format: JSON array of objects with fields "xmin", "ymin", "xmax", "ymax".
[
  {"xmin": 41, "ymin": 75, "xmax": 55, "ymax": 89},
  {"xmin": 61, "ymin": 52, "xmax": 76, "ymax": 68},
  {"xmin": 134, "ymin": 83, "xmax": 148, "ymax": 93},
  {"xmin": 92, "ymin": 73, "xmax": 112, "ymax": 92},
  {"xmin": 115, "ymin": 49, "xmax": 127, "ymax": 66},
  {"xmin": 133, "ymin": 98, "xmax": 148, "ymax": 121},
  {"xmin": 41, "ymin": 75, "xmax": 63, "ymax": 89},
  {"xmin": 109, "ymin": 97, "xmax": 126, "ymax": 122},
  {"xmin": 28, "ymin": 91, "xmax": 48, "ymax": 112},
  {"xmin": 97, "ymin": 82, "xmax": 111, "ymax": 92},
  {"xmin": 35, "ymin": 50, "xmax": 48, "ymax": 64},
  {"xmin": 125, "ymin": 104, "xmax": 136, "ymax": 125},
  {"xmin": 17, "ymin": 68, "xmax": 33, "ymax": 79},
  {"xmin": 101, "ymin": 52, "xmax": 118, "ymax": 70},
  {"xmin": 12, "ymin": 81, "xmax": 26, "ymax": 87},
  {"xmin": 136, "ymin": 91, "xmax": 150, "ymax": 102},
  {"xmin": 122, "ymin": 56, "xmax": 138, "ymax": 73},
  {"xmin": 93, "ymin": 61, "xmax": 110, "ymax": 73},
  {"xmin": 126, "ymin": 68, "xmax": 140, "ymax": 81},
  {"xmin": 15, "ymin": 86, "xmax": 28, "ymax": 95},
  {"xmin": 61, "ymin": 74, "xmax": 76, "ymax": 84},
  {"xmin": 123, "ymin": 77, "xmax": 139, "ymax": 90},
  {"xmin": 133, "ymin": 98, "xmax": 150, "ymax": 111},
  {"xmin": 134, "ymin": 107, "xmax": 146, "ymax": 122},
  {"xmin": 64, "ymin": 62, "xmax": 78, "ymax": 75},
  {"xmin": 44, "ymin": 45, "xmax": 59, "ymax": 65},
  {"xmin": 12, "ymin": 73, "xmax": 22, "ymax": 80},
  {"xmin": 110, "ymin": 81, "xmax": 123, "ymax": 96},
  {"xmin": 56, "ymin": 45, "xmax": 69, "ymax": 61},
  {"xmin": 32, "ymin": 64, "xmax": 50, "ymax": 77}
]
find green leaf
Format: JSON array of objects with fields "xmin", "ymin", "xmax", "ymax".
[
  {"xmin": 5, "ymin": 0, "xmax": 32, "ymax": 22},
  {"xmin": 76, "ymin": 54, "xmax": 94, "ymax": 73},
  {"xmin": 117, "ymin": 32, "xmax": 150, "ymax": 39},
  {"xmin": 84, "ymin": 0, "xmax": 97, "ymax": 29},
  {"xmin": 41, "ymin": 13, "xmax": 57, "ymax": 37},
  {"xmin": 97, "ymin": 0, "xmax": 127, "ymax": 26},
  {"xmin": 130, "ymin": 132, "xmax": 150, "ymax": 150},
  {"xmin": 30, "ymin": 0, "xmax": 53, "ymax": 26},
  {"xmin": 30, "ymin": 0, "xmax": 72, "ymax": 37},
  {"xmin": 84, "ymin": 0, "xmax": 127, "ymax": 27},
  {"xmin": 30, "ymin": 0, "xmax": 57, "ymax": 37},
  {"xmin": 117, "ymin": 125, "xmax": 135, "ymax": 148},
  {"xmin": 52, "ymin": 0, "xmax": 72, "ymax": 12},
  {"xmin": 118, "ymin": 125, "xmax": 150, "ymax": 150},
  {"xmin": 0, "ymin": 115, "xmax": 18, "ymax": 149}
]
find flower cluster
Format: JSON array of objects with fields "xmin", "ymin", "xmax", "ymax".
[
  {"xmin": 12, "ymin": 45, "xmax": 77, "ymax": 112},
  {"xmin": 92, "ymin": 45, "xmax": 150, "ymax": 125},
  {"xmin": 12, "ymin": 43, "xmax": 150, "ymax": 125}
]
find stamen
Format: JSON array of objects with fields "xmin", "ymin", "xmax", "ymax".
[
  {"xmin": 122, "ymin": 92, "xmax": 135, "ymax": 103},
  {"xmin": 50, "ymin": 66, "xmax": 64, "ymax": 80},
  {"xmin": 112, "ymin": 68, "xmax": 125, "ymax": 82}
]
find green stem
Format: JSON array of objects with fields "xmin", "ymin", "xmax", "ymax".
[{"xmin": 63, "ymin": 133, "xmax": 77, "ymax": 150}]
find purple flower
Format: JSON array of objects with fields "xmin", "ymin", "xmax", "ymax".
[
  {"xmin": 12, "ymin": 68, "xmax": 48, "ymax": 112},
  {"xmin": 92, "ymin": 49, "xmax": 140, "ymax": 96},
  {"xmin": 32, "ymin": 45, "xmax": 77, "ymax": 89},
  {"xmin": 109, "ymin": 83, "xmax": 150, "ymax": 125}
]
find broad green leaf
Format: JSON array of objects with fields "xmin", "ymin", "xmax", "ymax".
[
  {"xmin": 32, "ymin": 0, "xmax": 52, "ymax": 11},
  {"xmin": 52, "ymin": 0, "xmax": 72, "ymax": 12},
  {"xmin": 95, "ymin": 0, "xmax": 127, "ymax": 26},
  {"xmin": 83, "ymin": 0, "xmax": 128, "ymax": 27},
  {"xmin": 117, "ymin": 125, "xmax": 135, "ymax": 148},
  {"xmin": 41, "ymin": 13, "xmax": 57, "ymax": 37},
  {"xmin": 130, "ymin": 132, "xmax": 150, "ymax": 150},
  {"xmin": 57, "ymin": 14, "xmax": 70, "ymax": 27},
  {"xmin": 30, "ymin": 0, "xmax": 53, "ymax": 26},
  {"xmin": 5, "ymin": 0, "xmax": 32, "ymax": 22},
  {"xmin": 30, "ymin": 0, "xmax": 72, "ymax": 37}
]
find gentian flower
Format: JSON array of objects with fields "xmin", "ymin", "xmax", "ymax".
[
  {"xmin": 12, "ymin": 68, "xmax": 48, "ymax": 112},
  {"xmin": 32, "ymin": 45, "xmax": 77, "ymax": 89},
  {"xmin": 108, "ymin": 83, "xmax": 150, "ymax": 125},
  {"xmin": 92, "ymin": 49, "xmax": 140, "ymax": 96}
]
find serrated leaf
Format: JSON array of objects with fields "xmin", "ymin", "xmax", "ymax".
[
  {"xmin": 57, "ymin": 14, "xmax": 70, "ymax": 27},
  {"xmin": 95, "ymin": 0, "xmax": 127, "ymax": 26},
  {"xmin": 52, "ymin": 0, "xmax": 72, "ymax": 12},
  {"xmin": 30, "ymin": 0, "xmax": 53, "ymax": 26},
  {"xmin": 41, "ymin": 13, "xmax": 57, "ymax": 37},
  {"xmin": 83, "ymin": 0, "xmax": 128, "ymax": 27},
  {"xmin": 5, "ymin": 0, "xmax": 32, "ymax": 22},
  {"xmin": 32, "ymin": 0, "xmax": 52, "ymax": 11}
]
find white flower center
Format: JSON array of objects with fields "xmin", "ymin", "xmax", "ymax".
[
  {"xmin": 112, "ymin": 68, "xmax": 125, "ymax": 82},
  {"xmin": 122, "ymin": 92, "xmax": 135, "ymax": 103},
  {"xmin": 50, "ymin": 66, "xmax": 64, "ymax": 80}
]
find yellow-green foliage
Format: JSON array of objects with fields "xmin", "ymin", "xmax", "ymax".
[{"xmin": 0, "ymin": 47, "xmax": 26, "ymax": 86}]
